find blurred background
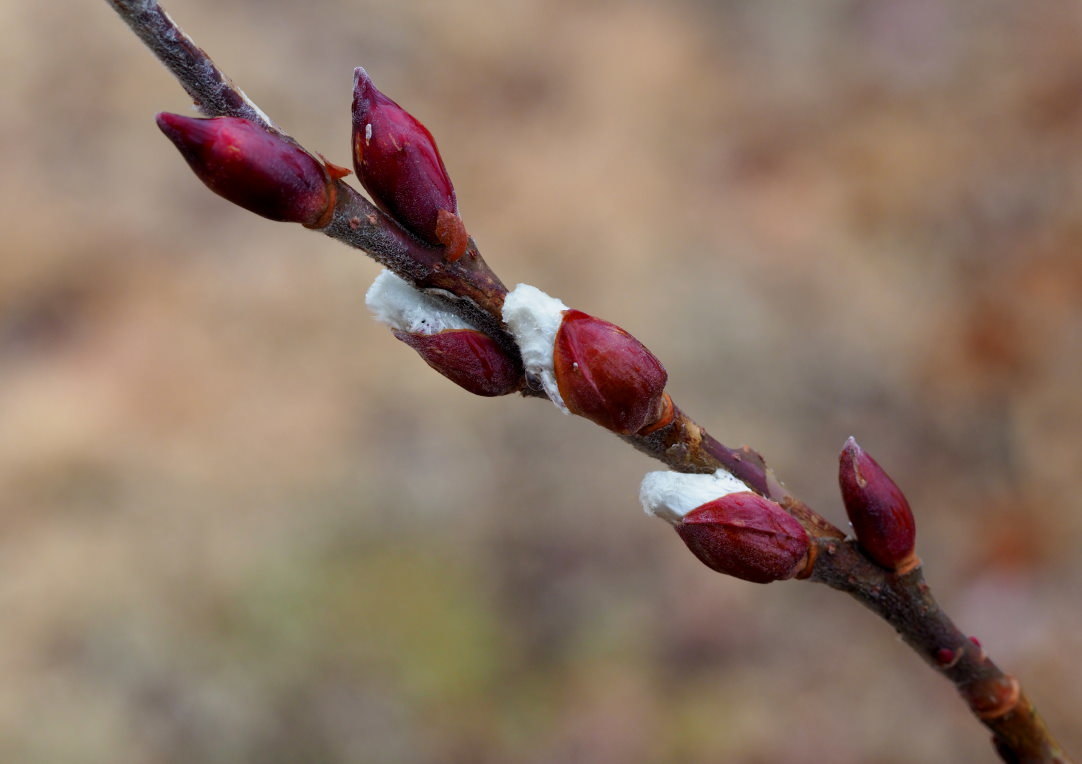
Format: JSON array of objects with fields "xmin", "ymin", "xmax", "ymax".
[{"xmin": 2, "ymin": 0, "xmax": 1080, "ymax": 761}]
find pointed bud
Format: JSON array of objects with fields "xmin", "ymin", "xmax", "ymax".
[
  {"xmin": 392, "ymin": 328, "xmax": 518, "ymax": 397},
  {"xmin": 352, "ymin": 68, "xmax": 464, "ymax": 256},
  {"xmin": 677, "ymin": 492, "xmax": 812, "ymax": 583},
  {"xmin": 366, "ymin": 270, "xmax": 518, "ymax": 397},
  {"xmin": 156, "ymin": 113, "xmax": 335, "ymax": 227},
  {"xmin": 551, "ymin": 310, "xmax": 668, "ymax": 435},
  {"xmin": 838, "ymin": 437, "xmax": 918, "ymax": 572}
]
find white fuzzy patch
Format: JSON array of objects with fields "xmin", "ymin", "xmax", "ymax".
[
  {"xmin": 365, "ymin": 270, "xmax": 475, "ymax": 335},
  {"xmin": 501, "ymin": 283, "xmax": 569, "ymax": 412},
  {"xmin": 639, "ymin": 469, "xmax": 752, "ymax": 525}
]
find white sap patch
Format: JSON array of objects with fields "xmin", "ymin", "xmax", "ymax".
[
  {"xmin": 365, "ymin": 123, "xmax": 372, "ymax": 144},
  {"xmin": 365, "ymin": 270, "xmax": 474, "ymax": 335},
  {"xmin": 501, "ymin": 283, "xmax": 570, "ymax": 412},
  {"xmin": 639, "ymin": 469, "xmax": 752, "ymax": 524}
]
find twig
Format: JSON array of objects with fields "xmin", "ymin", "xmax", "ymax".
[
  {"xmin": 104, "ymin": 2, "xmax": 1070, "ymax": 760},
  {"xmin": 814, "ymin": 542, "xmax": 1065, "ymax": 763},
  {"xmin": 104, "ymin": 0, "xmax": 513, "ymax": 346}
]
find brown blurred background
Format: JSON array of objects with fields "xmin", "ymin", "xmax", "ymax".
[{"xmin": 2, "ymin": 1, "xmax": 1080, "ymax": 761}]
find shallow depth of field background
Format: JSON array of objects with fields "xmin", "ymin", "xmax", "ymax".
[{"xmin": 2, "ymin": 1, "xmax": 1081, "ymax": 761}]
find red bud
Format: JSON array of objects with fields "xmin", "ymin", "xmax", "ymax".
[
  {"xmin": 552, "ymin": 309, "xmax": 668, "ymax": 435},
  {"xmin": 838, "ymin": 437, "xmax": 918, "ymax": 572},
  {"xmin": 676, "ymin": 492, "xmax": 812, "ymax": 583},
  {"xmin": 352, "ymin": 68, "xmax": 461, "ymax": 250},
  {"xmin": 392, "ymin": 328, "xmax": 518, "ymax": 397},
  {"xmin": 156, "ymin": 113, "xmax": 335, "ymax": 227}
]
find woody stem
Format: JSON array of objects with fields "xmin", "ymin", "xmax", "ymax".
[{"xmin": 105, "ymin": 2, "xmax": 1071, "ymax": 760}]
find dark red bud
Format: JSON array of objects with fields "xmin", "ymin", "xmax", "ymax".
[
  {"xmin": 552, "ymin": 309, "xmax": 668, "ymax": 435},
  {"xmin": 838, "ymin": 437, "xmax": 918, "ymax": 572},
  {"xmin": 392, "ymin": 328, "xmax": 518, "ymax": 397},
  {"xmin": 352, "ymin": 68, "xmax": 459, "ymax": 248},
  {"xmin": 156, "ymin": 113, "xmax": 335, "ymax": 227},
  {"xmin": 676, "ymin": 492, "xmax": 812, "ymax": 583}
]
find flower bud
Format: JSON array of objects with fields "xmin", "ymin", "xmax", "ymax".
[
  {"xmin": 155, "ymin": 113, "xmax": 335, "ymax": 227},
  {"xmin": 352, "ymin": 68, "xmax": 465, "ymax": 258},
  {"xmin": 675, "ymin": 493, "xmax": 812, "ymax": 583},
  {"xmin": 838, "ymin": 437, "xmax": 918, "ymax": 572},
  {"xmin": 366, "ymin": 270, "xmax": 517, "ymax": 397},
  {"xmin": 392, "ymin": 328, "xmax": 518, "ymax": 397},
  {"xmin": 640, "ymin": 470, "xmax": 812, "ymax": 583},
  {"xmin": 552, "ymin": 310, "xmax": 668, "ymax": 435}
]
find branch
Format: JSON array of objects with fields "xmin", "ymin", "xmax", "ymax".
[
  {"xmin": 105, "ymin": 2, "xmax": 1071, "ymax": 761},
  {"xmin": 814, "ymin": 542, "xmax": 1064, "ymax": 763},
  {"xmin": 104, "ymin": 0, "xmax": 512, "ymax": 344}
]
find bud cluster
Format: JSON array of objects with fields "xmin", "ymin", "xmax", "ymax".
[
  {"xmin": 158, "ymin": 69, "xmax": 471, "ymax": 260},
  {"xmin": 156, "ymin": 69, "xmax": 675, "ymax": 433}
]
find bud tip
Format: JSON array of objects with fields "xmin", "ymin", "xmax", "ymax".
[{"xmin": 838, "ymin": 436, "xmax": 917, "ymax": 571}]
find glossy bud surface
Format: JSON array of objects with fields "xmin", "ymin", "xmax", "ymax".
[
  {"xmin": 393, "ymin": 328, "xmax": 518, "ymax": 397},
  {"xmin": 838, "ymin": 437, "xmax": 917, "ymax": 571},
  {"xmin": 676, "ymin": 492, "xmax": 811, "ymax": 583},
  {"xmin": 552, "ymin": 310, "xmax": 668, "ymax": 435},
  {"xmin": 352, "ymin": 68, "xmax": 458, "ymax": 247},
  {"xmin": 156, "ymin": 113, "xmax": 334, "ymax": 227}
]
